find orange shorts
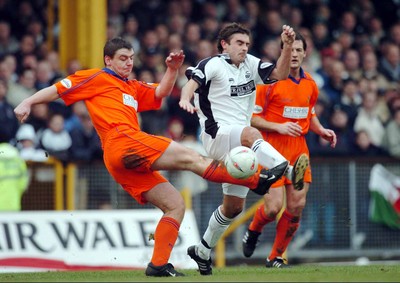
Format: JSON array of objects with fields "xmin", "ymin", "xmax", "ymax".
[
  {"xmin": 103, "ymin": 125, "xmax": 172, "ymax": 204},
  {"xmin": 266, "ymin": 133, "xmax": 312, "ymax": 188}
]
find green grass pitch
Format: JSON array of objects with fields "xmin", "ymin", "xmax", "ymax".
[{"xmin": 0, "ymin": 264, "xmax": 399, "ymax": 282}]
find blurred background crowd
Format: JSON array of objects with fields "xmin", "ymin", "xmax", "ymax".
[{"xmin": 0, "ymin": 0, "xmax": 400, "ymax": 164}]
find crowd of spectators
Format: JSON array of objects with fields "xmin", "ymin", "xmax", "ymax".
[{"xmin": 0, "ymin": 0, "xmax": 399, "ymax": 164}]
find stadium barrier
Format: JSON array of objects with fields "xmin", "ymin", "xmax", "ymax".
[
  {"xmin": 22, "ymin": 158, "xmax": 64, "ymax": 210},
  {"xmin": 0, "ymin": 209, "xmax": 199, "ymax": 272},
  {"xmin": 21, "ymin": 157, "xmax": 400, "ymax": 266}
]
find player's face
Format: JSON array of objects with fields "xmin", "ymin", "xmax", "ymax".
[
  {"xmin": 223, "ymin": 33, "xmax": 250, "ymax": 65},
  {"xmin": 107, "ymin": 48, "xmax": 134, "ymax": 78},
  {"xmin": 290, "ymin": 40, "xmax": 306, "ymax": 69}
]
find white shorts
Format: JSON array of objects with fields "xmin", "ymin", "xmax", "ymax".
[{"xmin": 200, "ymin": 124, "xmax": 250, "ymax": 198}]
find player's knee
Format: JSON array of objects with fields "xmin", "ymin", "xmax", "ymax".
[
  {"xmin": 223, "ymin": 204, "xmax": 243, "ymax": 218},
  {"xmin": 295, "ymin": 202, "xmax": 306, "ymax": 213},
  {"xmin": 168, "ymin": 142, "xmax": 200, "ymax": 168},
  {"xmin": 231, "ymin": 208, "xmax": 243, "ymax": 218},
  {"xmin": 181, "ymin": 148, "xmax": 203, "ymax": 167},
  {"xmin": 287, "ymin": 195, "xmax": 306, "ymax": 212},
  {"xmin": 241, "ymin": 127, "xmax": 262, "ymax": 147},
  {"xmin": 176, "ymin": 196, "xmax": 186, "ymax": 212},
  {"xmin": 169, "ymin": 197, "xmax": 186, "ymax": 219},
  {"xmin": 287, "ymin": 201, "xmax": 306, "ymax": 216},
  {"xmin": 176, "ymin": 205, "xmax": 186, "ymax": 219},
  {"xmin": 265, "ymin": 203, "xmax": 283, "ymax": 217}
]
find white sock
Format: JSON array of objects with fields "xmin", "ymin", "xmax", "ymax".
[
  {"xmin": 197, "ymin": 206, "xmax": 233, "ymax": 260},
  {"xmin": 251, "ymin": 139, "xmax": 287, "ymax": 168}
]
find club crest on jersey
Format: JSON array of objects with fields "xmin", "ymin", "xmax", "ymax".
[
  {"xmin": 253, "ymin": 105, "xmax": 263, "ymax": 114},
  {"xmin": 245, "ymin": 71, "xmax": 251, "ymax": 79},
  {"xmin": 60, "ymin": 78, "xmax": 72, "ymax": 89},
  {"xmin": 122, "ymin": 93, "xmax": 138, "ymax": 110}
]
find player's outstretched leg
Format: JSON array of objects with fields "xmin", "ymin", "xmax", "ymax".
[
  {"xmin": 252, "ymin": 161, "xmax": 289, "ymax": 195},
  {"xmin": 201, "ymin": 159, "xmax": 288, "ymax": 196},
  {"xmin": 292, "ymin": 154, "xmax": 309, "ymax": 191}
]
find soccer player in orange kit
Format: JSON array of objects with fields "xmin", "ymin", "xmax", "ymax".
[
  {"xmin": 14, "ymin": 37, "xmax": 286, "ymax": 277},
  {"xmin": 242, "ymin": 32, "xmax": 337, "ymax": 268}
]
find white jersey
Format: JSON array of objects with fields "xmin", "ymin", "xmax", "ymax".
[{"xmin": 186, "ymin": 53, "xmax": 276, "ymax": 138}]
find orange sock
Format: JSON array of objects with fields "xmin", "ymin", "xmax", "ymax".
[
  {"xmin": 203, "ymin": 160, "xmax": 258, "ymax": 188},
  {"xmin": 249, "ymin": 204, "xmax": 276, "ymax": 233},
  {"xmin": 150, "ymin": 216, "xmax": 180, "ymax": 266},
  {"xmin": 269, "ymin": 209, "xmax": 300, "ymax": 260}
]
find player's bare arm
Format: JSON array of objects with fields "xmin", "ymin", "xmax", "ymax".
[
  {"xmin": 14, "ymin": 85, "xmax": 59, "ymax": 123},
  {"xmin": 251, "ymin": 116, "xmax": 302, "ymax": 137},
  {"xmin": 310, "ymin": 116, "xmax": 337, "ymax": 148},
  {"xmin": 179, "ymin": 79, "xmax": 199, "ymax": 114},
  {"xmin": 155, "ymin": 50, "xmax": 185, "ymax": 99},
  {"xmin": 269, "ymin": 25, "xmax": 295, "ymax": 81}
]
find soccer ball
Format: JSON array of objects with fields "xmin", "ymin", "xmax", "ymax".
[{"xmin": 225, "ymin": 146, "xmax": 258, "ymax": 179}]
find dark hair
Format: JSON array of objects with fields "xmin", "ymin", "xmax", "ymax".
[
  {"xmin": 217, "ymin": 22, "xmax": 250, "ymax": 53},
  {"xmin": 103, "ymin": 37, "xmax": 133, "ymax": 63},
  {"xmin": 280, "ymin": 32, "xmax": 307, "ymax": 51}
]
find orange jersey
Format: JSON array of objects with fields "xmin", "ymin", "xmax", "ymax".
[
  {"xmin": 55, "ymin": 68, "xmax": 162, "ymax": 147},
  {"xmin": 253, "ymin": 70, "xmax": 318, "ymax": 141},
  {"xmin": 55, "ymin": 68, "xmax": 169, "ymax": 204},
  {"xmin": 253, "ymin": 70, "xmax": 318, "ymax": 187}
]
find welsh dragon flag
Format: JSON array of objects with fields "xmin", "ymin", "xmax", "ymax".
[{"xmin": 368, "ymin": 164, "xmax": 400, "ymax": 229}]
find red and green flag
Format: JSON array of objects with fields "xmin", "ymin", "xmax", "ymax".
[{"xmin": 368, "ymin": 164, "xmax": 400, "ymax": 229}]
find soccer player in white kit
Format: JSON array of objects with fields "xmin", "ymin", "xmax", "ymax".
[{"xmin": 179, "ymin": 22, "xmax": 309, "ymax": 275}]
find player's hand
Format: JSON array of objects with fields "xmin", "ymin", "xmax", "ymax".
[
  {"xmin": 166, "ymin": 50, "xmax": 185, "ymax": 71},
  {"xmin": 179, "ymin": 99, "xmax": 197, "ymax": 114},
  {"xmin": 278, "ymin": 122, "xmax": 302, "ymax": 137},
  {"xmin": 281, "ymin": 25, "xmax": 295, "ymax": 46},
  {"xmin": 14, "ymin": 102, "xmax": 31, "ymax": 123},
  {"xmin": 320, "ymin": 128, "xmax": 337, "ymax": 148}
]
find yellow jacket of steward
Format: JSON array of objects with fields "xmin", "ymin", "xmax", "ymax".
[{"xmin": 0, "ymin": 143, "xmax": 29, "ymax": 211}]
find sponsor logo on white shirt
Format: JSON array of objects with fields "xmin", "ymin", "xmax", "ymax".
[
  {"xmin": 122, "ymin": 93, "xmax": 138, "ymax": 110},
  {"xmin": 230, "ymin": 81, "xmax": 255, "ymax": 97},
  {"xmin": 283, "ymin": 106, "xmax": 309, "ymax": 119}
]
